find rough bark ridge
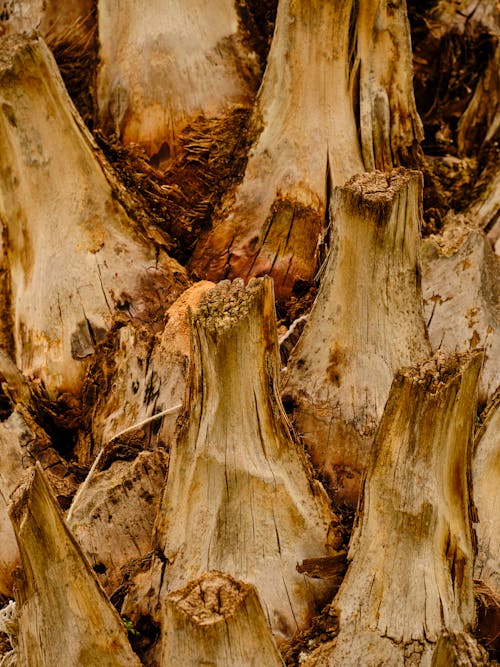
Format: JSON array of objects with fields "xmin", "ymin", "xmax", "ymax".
[
  {"xmin": 96, "ymin": 0, "xmax": 259, "ymax": 162},
  {"xmin": 9, "ymin": 464, "xmax": 141, "ymax": 666},
  {"xmin": 303, "ymin": 352, "xmax": 484, "ymax": 666},
  {"xmin": 283, "ymin": 169, "xmax": 430, "ymax": 505},
  {"xmin": 0, "ymin": 35, "xmax": 187, "ymax": 398},
  {"xmin": 154, "ymin": 277, "xmax": 340, "ymax": 643}
]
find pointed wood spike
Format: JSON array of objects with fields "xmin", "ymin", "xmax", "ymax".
[{"xmin": 9, "ymin": 463, "xmax": 141, "ymax": 666}]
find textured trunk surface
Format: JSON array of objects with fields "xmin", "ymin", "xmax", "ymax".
[
  {"xmin": 96, "ymin": 0, "xmax": 259, "ymax": 161},
  {"xmin": 283, "ymin": 169, "xmax": 430, "ymax": 504},
  {"xmin": 422, "ymin": 223, "xmax": 500, "ymax": 405},
  {"xmin": 161, "ymin": 571, "xmax": 282, "ymax": 666},
  {"xmin": 0, "ymin": 1, "xmax": 498, "ymax": 665},
  {"xmin": 303, "ymin": 352, "xmax": 484, "ymax": 666},
  {"xmin": 190, "ymin": 0, "xmax": 422, "ymax": 299},
  {"xmin": 0, "ymin": 35, "xmax": 186, "ymax": 398},
  {"xmin": 154, "ymin": 278, "xmax": 340, "ymax": 644},
  {"xmin": 473, "ymin": 391, "xmax": 500, "ymax": 594},
  {"xmin": 9, "ymin": 464, "xmax": 141, "ymax": 666}
]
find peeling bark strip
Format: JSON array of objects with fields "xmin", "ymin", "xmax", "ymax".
[
  {"xmin": 154, "ymin": 277, "xmax": 339, "ymax": 643},
  {"xmin": 96, "ymin": 0, "xmax": 259, "ymax": 161},
  {"xmin": 0, "ymin": 35, "xmax": 187, "ymax": 397},
  {"xmin": 161, "ymin": 571, "xmax": 282, "ymax": 666},
  {"xmin": 283, "ymin": 169, "xmax": 430, "ymax": 505},
  {"xmin": 190, "ymin": 0, "xmax": 422, "ymax": 299},
  {"xmin": 303, "ymin": 352, "xmax": 483, "ymax": 667},
  {"xmin": 9, "ymin": 464, "xmax": 141, "ymax": 666}
]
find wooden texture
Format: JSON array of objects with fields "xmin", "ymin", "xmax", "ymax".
[
  {"xmin": 161, "ymin": 571, "xmax": 282, "ymax": 666},
  {"xmin": 67, "ymin": 448, "xmax": 168, "ymax": 596},
  {"xmin": 154, "ymin": 277, "xmax": 339, "ymax": 643},
  {"xmin": 303, "ymin": 352, "xmax": 483, "ymax": 666},
  {"xmin": 87, "ymin": 281, "xmax": 214, "ymax": 461},
  {"xmin": 96, "ymin": 0, "xmax": 258, "ymax": 160},
  {"xmin": 0, "ymin": 35, "xmax": 186, "ymax": 398},
  {"xmin": 0, "ymin": 0, "xmax": 93, "ymax": 40},
  {"xmin": 473, "ymin": 391, "xmax": 500, "ymax": 593},
  {"xmin": 422, "ymin": 223, "xmax": 500, "ymax": 405},
  {"xmin": 0, "ymin": 409, "xmax": 77, "ymax": 598},
  {"xmin": 9, "ymin": 464, "xmax": 141, "ymax": 666},
  {"xmin": 283, "ymin": 169, "xmax": 430, "ymax": 504},
  {"xmin": 190, "ymin": 0, "xmax": 422, "ymax": 299},
  {"xmin": 355, "ymin": 0, "xmax": 423, "ymax": 169}
]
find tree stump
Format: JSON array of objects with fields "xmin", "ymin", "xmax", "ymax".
[
  {"xmin": 161, "ymin": 571, "xmax": 282, "ymax": 667},
  {"xmin": 154, "ymin": 277, "xmax": 340, "ymax": 643},
  {"xmin": 0, "ymin": 34, "xmax": 186, "ymax": 398},
  {"xmin": 9, "ymin": 463, "xmax": 141, "ymax": 666},
  {"xmin": 283, "ymin": 169, "xmax": 430, "ymax": 505},
  {"xmin": 96, "ymin": 0, "xmax": 259, "ymax": 162},
  {"xmin": 303, "ymin": 351, "xmax": 483, "ymax": 666}
]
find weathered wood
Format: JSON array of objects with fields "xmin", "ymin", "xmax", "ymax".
[
  {"xmin": 431, "ymin": 632, "xmax": 489, "ymax": 667},
  {"xmin": 422, "ymin": 222, "xmax": 500, "ymax": 405},
  {"xmin": 190, "ymin": 0, "xmax": 363, "ymax": 298},
  {"xmin": 0, "ymin": 409, "xmax": 77, "ymax": 599},
  {"xmin": 96, "ymin": 0, "xmax": 259, "ymax": 161},
  {"xmin": 67, "ymin": 448, "xmax": 168, "ymax": 596},
  {"xmin": 283, "ymin": 169, "xmax": 430, "ymax": 505},
  {"xmin": 161, "ymin": 571, "xmax": 282, "ymax": 667},
  {"xmin": 154, "ymin": 277, "xmax": 340, "ymax": 643},
  {"xmin": 190, "ymin": 0, "xmax": 422, "ymax": 299},
  {"xmin": 302, "ymin": 352, "xmax": 483, "ymax": 666},
  {"xmin": 355, "ymin": 0, "xmax": 423, "ymax": 170},
  {"xmin": 0, "ymin": 0, "xmax": 93, "ymax": 41},
  {"xmin": 86, "ymin": 281, "xmax": 214, "ymax": 462},
  {"xmin": 9, "ymin": 463, "xmax": 141, "ymax": 666},
  {"xmin": 0, "ymin": 34, "xmax": 187, "ymax": 398},
  {"xmin": 473, "ymin": 390, "xmax": 500, "ymax": 593}
]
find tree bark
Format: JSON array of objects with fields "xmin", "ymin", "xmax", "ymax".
[
  {"xmin": 302, "ymin": 351, "xmax": 484, "ymax": 666},
  {"xmin": 422, "ymin": 222, "xmax": 500, "ymax": 405},
  {"xmin": 190, "ymin": 0, "xmax": 422, "ymax": 299},
  {"xmin": 283, "ymin": 169, "xmax": 430, "ymax": 505}
]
